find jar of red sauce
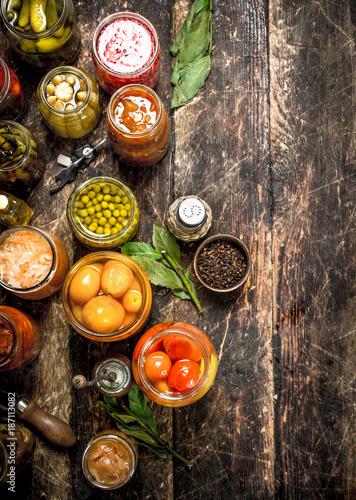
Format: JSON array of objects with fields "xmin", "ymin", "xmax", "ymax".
[
  {"xmin": 92, "ymin": 12, "xmax": 160, "ymax": 94},
  {"xmin": 132, "ymin": 322, "xmax": 218, "ymax": 407},
  {"xmin": 0, "ymin": 226, "xmax": 70, "ymax": 300},
  {"xmin": 0, "ymin": 305, "xmax": 42, "ymax": 371},
  {"xmin": 107, "ymin": 84, "xmax": 169, "ymax": 167},
  {"xmin": 0, "ymin": 58, "xmax": 26, "ymax": 121}
]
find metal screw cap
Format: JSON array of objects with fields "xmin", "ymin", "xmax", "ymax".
[{"xmin": 177, "ymin": 198, "xmax": 207, "ymax": 229}]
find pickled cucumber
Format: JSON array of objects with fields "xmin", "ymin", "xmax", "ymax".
[
  {"xmin": 18, "ymin": 0, "xmax": 30, "ymax": 27},
  {"xmin": 30, "ymin": 0, "xmax": 48, "ymax": 33},
  {"xmin": 35, "ymin": 26, "xmax": 71, "ymax": 52}
]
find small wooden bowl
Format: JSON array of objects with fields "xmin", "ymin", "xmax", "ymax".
[{"xmin": 193, "ymin": 234, "xmax": 251, "ymax": 293}]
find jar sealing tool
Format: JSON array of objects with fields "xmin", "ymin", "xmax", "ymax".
[{"xmin": 50, "ymin": 137, "xmax": 107, "ymax": 194}]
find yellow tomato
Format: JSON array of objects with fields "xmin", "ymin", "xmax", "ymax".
[
  {"xmin": 100, "ymin": 260, "xmax": 133, "ymax": 298},
  {"xmin": 82, "ymin": 295, "xmax": 126, "ymax": 334},
  {"xmin": 122, "ymin": 289, "xmax": 142, "ymax": 313},
  {"xmin": 69, "ymin": 266, "xmax": 101, "ymax": 305}
]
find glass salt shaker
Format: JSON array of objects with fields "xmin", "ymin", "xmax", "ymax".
[{"xmin": 166, "ymin": 196, "xmax": 212, "ymax": 242}]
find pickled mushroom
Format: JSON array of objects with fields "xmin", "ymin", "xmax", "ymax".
[{"xmin": 88, "ymin": 440, "xmax": 130, "ymax": 485}]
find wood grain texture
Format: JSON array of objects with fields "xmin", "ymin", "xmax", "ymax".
[{"xmin": 0, "ymin": 0, "xmax": 354, "ymax": 499}]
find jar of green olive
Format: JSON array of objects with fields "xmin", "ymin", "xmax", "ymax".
[
  {"xmin": 67, "ymin": 177, "xmax": 139, "ymax": 249},
  {"xmin": 36, "ymin": 66, "xmax": 100, "ymax": 139},
  {"xmin": 0, "ymin": 120, "xmax": 44, "ymax": 197}
]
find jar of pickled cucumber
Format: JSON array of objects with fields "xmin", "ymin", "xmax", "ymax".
[
  {"xmin": 0, "ymin": 120, "xmax": 44, "ymax": 197},
  {"xmin": 67, "ymin": 177, "xmax": 140, "ymax": 249},
  {"xmin": 36, "ymin": 66, "xmax": 100, "ymax": 139},
  {"xmin": 0, "ymin": 0, "xmax": 81, "ymax": 70}
]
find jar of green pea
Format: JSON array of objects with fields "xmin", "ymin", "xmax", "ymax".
[{"xmin": 67, "ymin": 177, "xmax": 139, "ymax": 249}]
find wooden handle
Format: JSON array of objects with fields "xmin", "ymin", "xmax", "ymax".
[{"xmin": 18, "ymin": 400, "xmax": 76, "ymax": 448}]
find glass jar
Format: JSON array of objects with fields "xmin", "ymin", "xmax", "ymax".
[
  {"xmin": 107, "ymin": 84, "xmax": 169, "ymax": 167},
  {"xmin": 0, "ymin": 418, "xmax": 36, "ymax": 484},
  {"xmin": 92, "ymin": 12, "xmax": 160, "ymax": 95},
  {"xmin": 0, "ymin": 121, "xmax": 44, "ymax": 197},
  {"xmin": 0, "ymin": 305, "xmax": 42, "ymax": 371},
  {"xmin": 0, "ymin": 57, "xmax": 27, "ymax": 121},
  {"xmin": 82, "ymin": 430, "xmax": 138, "ymax": 490},
  {"xmin": 0, "ymin": 226, "xmax": 70, "ymax": 300},
  {"xmin": 166, "ymin": 196, "xmax": 213, "ymax": 242},
  {"xmin": 67, "ymin": 177, "xmax": 139, "ymax": 249},
  {"xmin": 132, "ymin": 321, "xmax": 218, "ymax": 407},
  {"xmin": 0, "ymin": 0, "xmax": 81, "ymax": 70},
  {"xmin": 62, "ymin": 252, "xmax": 152, "ymax": 342},
  {"xmin": 0, "ymin": 191, "xmax": 33, "ymax": 227},
  {"xmin": 36, "ymin": 66, "xmax": 100, "ymax": 139}
]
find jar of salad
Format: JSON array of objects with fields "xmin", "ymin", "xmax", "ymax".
[
  {"xmin": 106, "ymin": 84, "xmax": 170, "ymax": 167},
  {"xmin": 36, "ymin": 66, "xmax": 100, "ymax": 139},
  {"xmin": 0, "ymin": 0, "xmax": 81, "ymax": 70},
  {"xmin": 92, "ymin": 12, "xmax": 160, "ymax": 94},
  {"xmin": 0, "ymin": 58, "xmax": 27, "ymax": 121},
  {"xmin": 0, "ymin": 226, "xmax": 70, "ymax": 300},
  {"xmin": 132, "ymin": 322, "xmax": 218, "ymax": 407},
  {"xmin": 0, "ymin": 121, "xmax": 44, "ymax": 197},
  {"xmin": 0, "ymin": 305, "xmax": 42, "ymax": 371}
]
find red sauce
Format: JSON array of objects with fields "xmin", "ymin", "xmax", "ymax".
[
  {"xmin": 0, "ymin": 316, "xmax": 14, "ymax": 362},
  {"xmin": 113, "ymin": 94, "xmax": 158, "ymax": 134},
  {"xmin": 97, "ymin": 19, "xmax": 155, "ymax": 75}
]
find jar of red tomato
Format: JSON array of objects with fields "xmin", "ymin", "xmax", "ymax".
[
  {"xmin": 107, "ymin": 84, "xmax": 170, "ymax": 167},
  {"xmin": 0, "ymin": 305, "xmax": 42, "ymax": 371},
  {"xmin": 132, "ymin": 322, "xmax": 218, "ymax": 407},
  {"xmin": 0, "ymin": 226, "xmax": 70, "ymax": 300},
  {"xmin": 92, "ymin": 12, "xmax": 160, "ymax": 94},
  {"xmin": 0, "ymin": 58, "xmax": 27, "ymax": 121}
]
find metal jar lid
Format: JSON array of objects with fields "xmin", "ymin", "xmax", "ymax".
[
  {"xmin": 177, "ymin": 197, "xmax": 207, "ymax": 232},
  {"xmin": 92, "ymin": 355, "xmax": 133, "ymax": 398}
]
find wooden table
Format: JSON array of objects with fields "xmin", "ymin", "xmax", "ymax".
[{"xmin": 1, "ymin": 1, "xmax": 355, "ymax": 498}]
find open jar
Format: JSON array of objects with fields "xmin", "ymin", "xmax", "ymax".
[
  {"xmin": 0, "ymin": 305, "xmax": 42, "ymax": 371},
  {"xmin": 36, "ymin": 66, "xmax": 100, "ymax": 139},
  {"xmin": 0, "ymin": 226, "xmax": 70, "ymax": 300},
  {"xmin": 67, "ymin": 177, "xmax": 139, "ymax": 249},
  {"xmin": 62, "ymin": 252, "xmax": 152, "ymax": 342},
  {"xmin": 0, "ymin": 121, "xmax": 44, "ymax": 197},
  {"xmin": 0, "ymin": 0, "xmax": 81, "ymax": 70},
  {"xmin": 92, "ymin": 11, "xmax": 161, "ymax": 94},
  {"xmin": 107, "ymin": 84, "xmax": 170, "ymax": 167},
  {"xmin": 82, "ymin": 430, "xmax": 138, "ymax": 490},
  {"xmin": 0, "ymin": 58, "xmax": 27, "ymax": 121},
  {"xmin": 132, "ymin": 322, "xmax": 218, "ymax": 407}
]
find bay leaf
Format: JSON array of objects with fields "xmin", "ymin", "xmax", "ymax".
[
  {"xmin": 171, "ymin": 0, "xmax": 210, "ymax": 56},
  {"xmin": 130, "ymin": 437, "xmax": 170, "ymax": 457},
  {"xmin": 114, "ymin": 422, "xmax": 161, "ymax": 447},
  {"xmin": 177, "ymin": 10, "xmax": 210, "ymax": 71},
  {"xmin": 130, "ymin": 256, "xmax": 186, "ymax": 292},
  {"xmin": 172, "ymin": 55, "xmax": 211, "ymax": 108},
  {"xmin": 170, "ymin": 287, "xmax": 191, "ymax": 300},
  {"xmin": 128, "ymin": 384, "xmax": 158, "ymax": 434},
  {"xmin": 152, "ymin": 223, "xmax": 181, "ymax": 262},
  {"xmin": 121, "ymin": 242, "xmax": 162, "ymax": 260}
]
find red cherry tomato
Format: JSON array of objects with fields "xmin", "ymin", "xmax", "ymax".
[
  {"xmin": 167, "ymin": 359, "xmax": 201, "ymax": 392},
  {"xmin": 163, "ymin": 335, "xmax": 202, "ymax": 362},
  {"xmin": 145, "ymin": 351, "xmax": 172, "ymax": 381}
]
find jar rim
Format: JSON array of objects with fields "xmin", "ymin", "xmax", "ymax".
[
  {"xmin": 0, "ymin": 312, "xmax": 15, "ymax": 367},
  {"xmin": 67, "ymin": 176, "xmax": 137, "ymax": 245},
  {"xmin": 0, "ymin": 58, "xmax": 10, "ymax": 102},
  {"xmin": 38, "ymin": 66, "xmax": 92, "ymax": 115},
  {"xmin": 92, "ymin": 11, "xmax": 159, "ymax": 79},
  {"xmin": 107, "ymin": 84, "xmax": 163, "ymax": 138},
  {"xmin": 0, "ymin": 226, "xmax": 56, "ymax": 293},
  {"xmin": 82, "ymin": 431, "xmax": 137, "ymax": 490},
  {"xmin": 135, "ymin": 325, "xmax": 211, "ymax": 402},
  {"xmin": 0, "ymin": 120, "xmax": 31, "ymax": 172},
  {"xmin": 0, "ymin": 0, "xmax": 68, "ymax": 39}
]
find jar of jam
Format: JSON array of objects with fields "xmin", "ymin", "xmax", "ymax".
[
  {"xmin": 0, "ymin": 418, "xmax": 36, "ymax": 484},
  {"xmin": 36, "ymin": 66, "xmax": 100, "ymax": 139},
  {"xmin": 107, "ymin": 84, "xmax": 170, "ymax": 167},
  {"xmin": 132, "ymin": 322, "xmax": 218, "ymax": 407},
  {"xmin": 0, "ymin": 305, "xmax": 42, "ymax": 371},
  {"xmin": 92, "ymin": 12, "xmax": 160, "ymax": 94},
  {"xmin": 0, "ymin": 121, "xmax": 44, "ymax": 197},
  {"xmin": 0, "ymin": 58, "xmax": 27, "ymax": 121},
  {"xmin": 67, "ymin": 177, "xmax": 139, "ymax": 249},
  {"xmin": 0, "ymin": 0, "xmax": 81, "ymax": 70},
  {"xmin": 62, "ymin": 252, "xmax": 152, "ymax": 343},
  {"xmin": 0, "ymin": 226, "xmax": 70, "ymax": 300},
  {"xmin": 82, "ymin": 430, "xmax": 138, "ymax": 490}
]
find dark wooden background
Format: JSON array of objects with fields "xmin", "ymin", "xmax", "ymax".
[{"xmin": 0, "ymin": 0, "xmax": 355, "ymax": 499}]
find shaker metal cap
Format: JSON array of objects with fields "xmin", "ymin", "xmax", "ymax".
[
  {"xmin": 93, "ymin": 355, "xmax": 133, "ymax": 398},
  {"xmin": 177, "ymin": 198, "xmax": 206, "ymax": 229}
]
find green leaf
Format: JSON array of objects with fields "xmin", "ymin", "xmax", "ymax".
[
  {"xmin": 171, "ymin": 287, "xmax": 191, "ymax": 300},
  {"xmin": 121, "ymin": 242, "xmax": 162, "ymax": 260},
  {"xmin": 128, "ymin": 384, "xmax": 158, "ymax": 434},
  {"xmin": 153, "ymin": 223, "xmax": 181, "ymax": 262},
  {"xmin": 171, "ymin": 57, "xmax": 181, "ymax": 86},
  {"xmin": 130, "ymin": 437, "xmax": 170, "ymax": 457},
  {"xmin": 171, "ymin": 0, "xmax": 210, "ymax": 56},
  {"xmin": 172, "ymin": 55, "xmax": 211, "ymax": 109},
  {"xmin": 115, "ymin": 422, "xmax": 161, "ymax": 447},
  {"xmin": 177, "ymin": 11, "xmax": 210, "ymax": 71},
  {"xmin": 131, "ymin": 256, "xmax": 187, "ymax": 292}
]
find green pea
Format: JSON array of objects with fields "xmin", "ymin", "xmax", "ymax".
[
  {"xmin": 88, "ymin": 223, "xmax": 97, "ymax": 232},
  {"xmin": 118, "ymin": 189, "xmax": 125, "ymax": 197},
  {"xmin": 113, "ymin": 209, "xmax": 120, "ymax": 217},
  {"xmin": 99, "ymin": 217, "xmax": 107, "ymax": 226},
  {"xmin": 96, "ymin": 226, "xmax": 104, "ymax": 234},
  {"xmin": 86, "ymin": 201, "xmax": 93, "ymax": 208},
  {"xmin": 88, "ymin": 190, "xmax": 96, "ymax": 199},
  {"xmin": 124, "ymin": 203, "xmax": 131, "ymax": 211},
  {"xmin": 82, "ymin": 188, "xmax": 88, "ymax": 195},
  {"xmin": 122, "ymin": 195, "xmax": 129, "ymax": 204},
  {"xmin": 114, "ymin": 195, "xmax": 121, "ymax": 203},
  {"xmin": 108, "ymin": 217, "xmax": 116, "ymax": 226},
  {"xmin": 92, "ymin": 184, "xmax": 100, "ymax": 193},
  {"xmin": 120, "ymin": 209, "xmax": 127, "ymax": 217},
  {"xmin": 104, "ymin": 228, "xmax": 111, "ymax": 234},
  {"xmin": 97, "ymin": 194, "xmax": 103, "ymax": 202},
  {"xmin": 94, "ymin": 204, "xmax": 101, "ymax": 212},
  {"xmin": 104, "ymin": 222, "xmax": 111, "ymax": 228},
  {"xmin": 92, "ymin": 217, "xmax": 99, "ymax": 224},
  {"xmin": 103, "ymin": 209, "xmax": 111, "ymax": 219},
  {"xmin": 96, "ymin": 211, "xmax": 103, "ymax": 219},
  {"xmin": 87, "ymin": 207, "xmax": 95, "ymax": 215},
  {"xmin": 91, "ymin": 198, "xmax": 98, "ymax": 205},
  {"xmin": 74, "ymin": 201, "xmax": 81, "ymax": 208},
  {"xmin": 103, "ymin": 185, "xmax": 110, "ymax": 194},
  {"xmin": 111, "ymin": 227, "xmax": 118, "ymax": 235},
  {"xmin": 108, "ymin": 203, "xmax": 116, "ymax": 211},
  {"xmin": 103, "ymin": 194, "xmax": 111, "ymax": 202},
  {"xmin": 81, "ymin": 195, "xmax": 89, "ymax": 204},
  {"xmin": 115, "ymin": 223, "xmax": 123, "ymax": 231},
  {"xmin": 101, "ymin": 201, "xmax": 108, "ymax": 209},
  {"xmin": 80, "ymin": 209, "xmax": 88, "ymax": 217},
  {"xmin": 117, "ymin": 203, "xmax": 124, "ymax": 210},
  {"xmin": 122, "ymin": 220, "xmax": 128, "ymax": 227},
  {"xmin": 84, "ymin": 216, "xmax": 92, "ymax": 225}
]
